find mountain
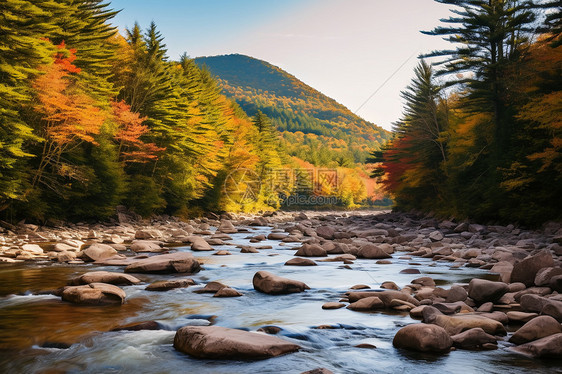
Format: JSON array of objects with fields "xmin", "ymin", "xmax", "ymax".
[{"xmin": 194, "ymin": 54, "xmax": 390, "ymax": 166}]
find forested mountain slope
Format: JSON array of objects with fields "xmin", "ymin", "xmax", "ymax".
[{"xmin": 195, "ymin": 54, "xmax": 390, "ymax": 166}]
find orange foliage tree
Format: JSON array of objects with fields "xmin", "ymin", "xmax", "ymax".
[
  {"xmin": 32, "ymin": 42, "xmax": 105, "ymax": 187},
  {"xmin": 111, "ymin": 100, "xmax": 164, "ymax": 164}
]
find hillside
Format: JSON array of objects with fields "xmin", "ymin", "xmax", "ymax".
[{"xmin": 194, "ymin": 54, "xmax": 390, "ymax": 166}]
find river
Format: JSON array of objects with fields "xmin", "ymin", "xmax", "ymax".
[{"xmin": 0, "ymin": 223, "xmax": 560, "ymax": 373}]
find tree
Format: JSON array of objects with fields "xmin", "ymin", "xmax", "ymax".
[
  {"xmin": 422, "ymin": 0, "xmax": 538, "ymax": 155},
  {"xmin": 31, "ymin": 44, "xmax": 105, "ymax": 191},
  {"xmin": 111, "ymin": 100, "xmax": 163, "ymax": 164},
  {"xmin": 0, "ymin": 0, "xmax": 53, "ymax": 204}
]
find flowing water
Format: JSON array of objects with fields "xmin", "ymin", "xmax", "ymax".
[{"xmin": 1, "ymin": 224, "xmax": 561, "ymax": 373}]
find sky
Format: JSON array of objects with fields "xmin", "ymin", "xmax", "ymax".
[{"xmin": 108, "ymin": 0, "xmax": 454, "ymax": 130}]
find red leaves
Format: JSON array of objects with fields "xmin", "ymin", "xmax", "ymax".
[
  {"xmin": 111, "ymin": 100, "xmax": 164, "ymax": 163},
  {"xmin": 33, "ymin": 44, "xmax": 103, "ymax": 147}
]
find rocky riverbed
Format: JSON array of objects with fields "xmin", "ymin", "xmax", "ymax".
[{"xmin": 0, "ymin": 210, "xmax": 561, "ymax": 373}]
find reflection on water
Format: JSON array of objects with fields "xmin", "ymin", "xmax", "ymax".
[{"xmin": 1, "ymin": 226, "xmax": 561, "ymax": 373}]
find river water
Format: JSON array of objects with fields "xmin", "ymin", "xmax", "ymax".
[{"xmin": 1, "ymin": 224, "xmax": 561, "ymax": 373}]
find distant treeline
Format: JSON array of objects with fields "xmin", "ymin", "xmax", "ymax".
[{"xmin": 373, "ymin": 0, "xmax": 561, "ymax": 226}]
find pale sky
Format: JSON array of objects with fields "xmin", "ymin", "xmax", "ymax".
[{"xmin": 109, "ymin": 0, "xmax": 453, "ymax": 130}]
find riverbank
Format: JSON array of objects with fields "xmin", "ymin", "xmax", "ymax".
[{"xmin": 0, "ymin": 210, "xmax": 561, "ymax": 373}]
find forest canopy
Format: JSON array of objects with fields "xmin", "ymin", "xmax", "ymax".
[{"xmin": 373, "ymin": 0, "xmax": 562, "ymax": 226}]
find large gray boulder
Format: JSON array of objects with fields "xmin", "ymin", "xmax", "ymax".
[
  {"xmin": 173, "ymin": 326, "xmax": 300, "ymax": 359},
  {"xmin": 124, "ymin": 252, "xmax": 201, "ymax": 274},
  {"xmin": 253, "ymin": 271, "xmax": 309, "ymax": 295},
  {"xmin": 393, "ymin": 324, "xmax": 452, "ymax": 352}
]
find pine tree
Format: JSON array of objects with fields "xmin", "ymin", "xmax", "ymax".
[
  {"xmin": 422, "ymin": 0, "xmax": 538, "ymax": 156},
  {"xmin": 0, "ymin": 0, "xmax": 53, "ymax": 204}
]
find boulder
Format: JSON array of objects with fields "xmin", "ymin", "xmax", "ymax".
[
  {"xmin": 451, "ymin": 328, "xmax": 497, "ymax": 349},
  {"xmin": 81, "ymin": 243, "xmax": 117, "ymax": 262},
  {"xmin": 520, "ymin": 294, "xmax": 551, "ymax": 313},
  {"xmin": 509, "ymin": 316, "xmax": 562, "ymax": 344},
  {"xmin": 124, "ymin": 252, "xmax": 201, "ymax": 274},
  {"xmin": 357, "ymin": 244, "xmax": 391, "ymax": 259},
  {"xmin": 490, "ymin": 261, "xmax": 513, "ymax": 283},
  {"xmin": 392, "ymin": 324, "xmax": 452, "ymax": 352},
  {"xmin": 510, "ymin": 333, "xmax": 562, "ymax": 358},
  {"xmin": 542, "ymin": 299, "xmax": 562, "ymax": 321},
  {"xmin": 213, "ymin": 250, "xmax": 231, "ymax": 256},
  {"xmin": 511, "ymin": 250, "xmax": 554, "ymax": 286},
  {"xmin": 429, "ymin": 231, "xmax": 443, "ymax": 242},
  {"xmin": 187, "ymin": 236, "xmax": 213, "ymax": 251},
  {"xmin": 218, "ymin": 220, "xmax": 238, "ymax": 234},
  {"xmin": 21, "ymin": 244, "xmax": 44, "ymax": 255},
  {"xmin": 467, "ymin": 279, "xmax": 508, "ymax": 304},
  {"xmin": 213, "ymin": 287, "xmax": 243, "ymax": 297},
  {"xmin": 253, "ymin": 271, "xmax": 309, "ymax": 295},
  {"xmin": 431, "ymin": 314, "xmax": 507, "ymax": 335},
  {"xmin": 411, "ymin": 277, "xmax": 435, "ymax": 288},
  {"xmin": 322, "ymin": 302, "xmax": 346, "ymax": 310},
  {"xmin": 506, "ymin": 311, "xmax": 539, "ymax": 324},
  {"xmin": 347, "ymin": 296, "xmax": 384, "ymax": 311},
  {"xmin": 348, "ymin": 290, "xmax": 420, "ymax": 308},
  {"xmin": 316, "ymin": 226, "xmax": 335, "ymax": 240},
  {"xmin": 194, "ymin": 281, "xmax": 228, "ymax": 294},
  {"xmin": 57, "ymin": 251, "xmax": 76, "ymax": 263},
  {"xmin": 61, "ymin": 283, "xmax": 126, "ymax": 305},
  {"xmin": 53, "ymin": 243, "xmax": 76, "ymax": 252},
  {"xmin": 294, "ymin": 244, "xmax": 327, "ymax": 257},
  {"xmin": 135, "ymin": 229, "xmax": 162, "ymax": 240},
  {"xmin": 241, "ymin": 246, "xmax": 260, "ymax": 253},
  {"xmin": 130, "ymin": 241, "xmax": 163, "ymax": 253},
  {"xmin": 534, "ymin": 267, "xmax": 562, "ymax": 287},
  {"xmin": 145, "ymin": 278, "xmax": 195, "ymax": 291},
  {"xmin": 69, "ymin": 271, "xmax": 141, "ymax": 286},
  {"xmin": 214, "ymin": 287, "xmax": 243, "ymax": 297},
  {"xmin": 267, "ymin": 232, "xmax": 288, "ymax": 240},
  {"xmin": 551, "ymin": 275, "xmax": 562, "ymax": 293},
  {"xmin": 173, "ymin": 326, "xmax": 300, "ymax": 359},
  {"xmin": 285, "ymin": 257, "xmax": 317, "ymax": 266},
  {"xmin": 446, "ymin": 285, "xmax": 468, "ymax": 303}
]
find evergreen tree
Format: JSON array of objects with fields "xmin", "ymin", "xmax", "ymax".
[{"xmin": 0, "ymin": 0, "xmax": 53, "ymax": 204}]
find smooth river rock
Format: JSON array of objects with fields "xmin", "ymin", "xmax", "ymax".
[
  {"xmin": 124, "ymin": 252, "xmax": 201, "ymax": 274},
  {"xmin": 61, "ymin": 282, "xmax": 126, "ymax": 305},
  {"xmin": 510, "ymin": 333, "xmax": 562, "ymax": 358},
  {"xmin": 393, "ymin": 323, "xmax": 452, "ymax": 352},
  {"xmin": 81, "ymin": 243, "xmax": 117, "ymax": 262},
  {"xmin": 510, "ymin": 250, "xmax": 554, "ymax": 286},
  {"xmin": 173, "ymin": 326, "xmax": 300, "ymax": 359},
  {"xmin": 68, "ymin": 271, "xmax": 141, "ymax": 286},
  {"xmin": 253, "ymin": 271, "xmax": 309, "ymax": 295},
  {"xmin": 145, "ymin": 278, "xmax": 195, "ymax": 291},
  {"xmin": 509, "ymin": 316, "xmax": 562, "ymax": 345},
  {"xmin": 467, "ymin": 279, "xmax": 508, "ymax": 304}
]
